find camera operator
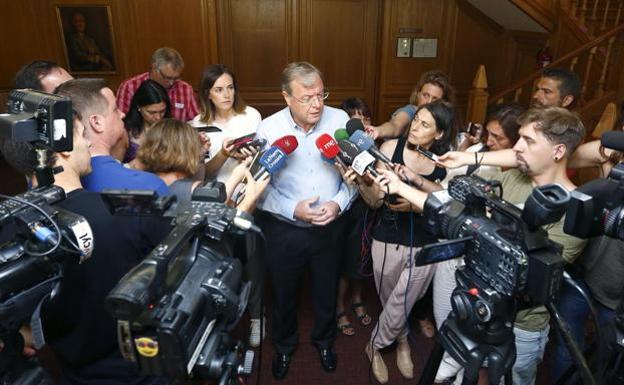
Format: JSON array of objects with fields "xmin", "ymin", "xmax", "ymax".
[
  {"xmin": 377, "ymin": 107, "xmax": 587, "ymax": 384},
  {"xmin": 550, "ymin": 103, "xmax": 624, "ymax": 382},
  {"xmin": 0, "ymin": 110, "xmax": 171, "ymax": 383}
]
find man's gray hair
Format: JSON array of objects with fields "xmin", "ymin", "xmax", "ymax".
[
  {"xmin": 151, "ymin": 47, "xmax": 184, "ymax": 70},
  {"xmin": 281, "ymin": 62, "xmax": 323, "ymax": 94}
]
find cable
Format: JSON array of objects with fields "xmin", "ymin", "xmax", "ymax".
[{"xmin": 0, "ymin": 193, "xmax": 62, "ymax": 257}]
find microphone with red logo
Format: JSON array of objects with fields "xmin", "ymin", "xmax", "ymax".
[
  {"xmin": 272, "ymin": 135, "xmax": 298, "ymax": 155},
  {"xmin": 315, "ymin": 134, "xmax": 346, "ymax": 167}
]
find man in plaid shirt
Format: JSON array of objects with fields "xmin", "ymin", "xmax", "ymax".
[{"xmin": 116, "ymin": 47, "xmax": 199, "ymax": 121}]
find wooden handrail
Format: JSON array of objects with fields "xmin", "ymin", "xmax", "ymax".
[{"xmin": 489, "ymin": 22, "xmax": 624, "ymax": 103}]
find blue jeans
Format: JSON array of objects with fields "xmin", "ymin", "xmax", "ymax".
[
  {"xmin": 552, "ymin": 279, "xmax": 615, "ymax": 383},
  {"xmin": 512, "ymin": 325, "xmax": 549, "ymax": 385}
]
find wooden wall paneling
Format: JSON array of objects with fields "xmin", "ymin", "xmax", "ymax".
[
  {"xmin": 300, "ymin": 0, "xmax": 381, "ymax": 110},
  {"xmin": 376, "ymin": 0, "xmax": 455, "ymax": 122},
  {"xmin": 118, "ymin": 0, "xmax": 214, "ymax": 93},
  {"xmin": 216, "ymin": 0, "xmax": 294, "ymax": 117}
]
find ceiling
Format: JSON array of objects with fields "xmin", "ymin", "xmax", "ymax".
[{"xmin": 465, "ymin": 0, "xmax": 547, "ymax": 32}]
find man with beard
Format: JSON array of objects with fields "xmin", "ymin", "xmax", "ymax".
[
  {"xmin": 378, "ymin": 107, "xmax": 588, "ymax": 384},
  {"xmin": 531, "ymin": 68, "xmax": 581, "ymax": 109}
]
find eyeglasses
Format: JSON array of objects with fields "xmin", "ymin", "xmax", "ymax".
[
  {"xmin": 289, "ymin": 90, "xmax": 329, "ymax": 105},
  {"xmin": 157, "ymin": 67, "xmax": 181, "ymax": 83}
]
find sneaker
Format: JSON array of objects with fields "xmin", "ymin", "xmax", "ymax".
[{"xmin": 249, "ymin": 317, "xmax": 265, "ymax": 347}]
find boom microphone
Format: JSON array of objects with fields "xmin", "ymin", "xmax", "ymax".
[{"xmin": 349, "ymin": 130, "xmax": 393, "ymax": 165}]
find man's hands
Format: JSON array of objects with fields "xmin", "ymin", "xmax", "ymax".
[{"xmin": 294, "ymin": 197, "xmax": 341, "ymax": 226}]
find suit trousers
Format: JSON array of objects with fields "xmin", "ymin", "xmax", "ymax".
[{"xmin": 257, "ymin": 211, "xmax": 344, "ymax": 355}]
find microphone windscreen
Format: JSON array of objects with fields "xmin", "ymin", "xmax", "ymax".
[
  {"xmin": 346, "ymin": 118, "xmax": 365, "ymax": 135},
  {"xmin": 334, "ymin": 128, "xmax": 349, "ymax": 141},
  {"xmin": 259, "ymin": 147, "xmax": 287, "ymax": 175},
  {"xmin": 601, "ymin": 131, "xmax": 624, "ymax": 153},
  {"xmin": 315, "ymin": 134, "xmax": 340, "ymax": 159},
  {"xmin": 272, "ymin": 135, "xmax": 299, "ymax": 155},
  {"xmin": 349, "ymin": 130, "xmax": 374, "ymax": 151},
  {"xmin": 338, "ymin": 139, "xmax": 362, "ymax": 159}
]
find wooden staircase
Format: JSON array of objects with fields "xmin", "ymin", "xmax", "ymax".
[{"xmin": 466, "ymin": 0, "xmax": 624, "ymax": 135}]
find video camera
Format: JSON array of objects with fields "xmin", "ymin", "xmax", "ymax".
[
  {"xmin": 0, "ymin": 89, "xmax": 90, "ymax": 384},
  {"xmin": 104, "ymin": 186, "xmax": 257, "ymax": 384},
  {"xmin": 564, "ymin": 131, "xmax": 624, "ymax": 240}
]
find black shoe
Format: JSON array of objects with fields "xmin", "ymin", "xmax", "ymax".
[
  {"xmin": 272, "ymin": 353, "xmax": 291, "ymax": 380},
  {"xmin": 318, "ymin": 348, "xmax": 337, "ymax": 372}
]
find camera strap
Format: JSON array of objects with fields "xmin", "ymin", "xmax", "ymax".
[{"xmin": 30, "ymin": 279, "xmax": 62, "ymax": 349}]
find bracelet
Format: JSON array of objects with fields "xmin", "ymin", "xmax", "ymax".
[{"xmin": 474, "ymin": 152, "xmax": 478, "ymax": 166}]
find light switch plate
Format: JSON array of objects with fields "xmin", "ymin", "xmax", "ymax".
[{"xmin": 396, "ymin": 37, "xmax": 411, "ymax": 57}]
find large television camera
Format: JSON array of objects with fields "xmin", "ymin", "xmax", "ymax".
[
  {"xmin": 104, "ymin": 188, "xmax": 257, "ymax": 384},
  {"xmin": 417, "ymin": 175, "xmax": 570, "ymax": 383},
  {"xmin": 0, "ymin": 89, "xmax": 90, "ymax": 384},
  {"xmin": 565, "ymin": 131, "xmax": 624, "ymax": 240}
]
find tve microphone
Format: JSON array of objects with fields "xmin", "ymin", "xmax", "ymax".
[
  {"xmin": 338, "ymin": 140, "xmax": 378, "ymax": 177},
  {"xmin": 253, "ymin": 146, "xmax": 287, "ymax": 180},
  {"xmin": 334, "ymin": 128, "xmax": 349, "ymax": 141},
  {"xmin": 346, "ymin": 118, "xmax": 366, "ymax": 136},
  {"xmin": 272, "ymin": 135, "xmax": 299, "ymax": 155},
  {"xmin": 349, "ymin": 130, "xmax": 393, "ymax": 165},
  {"xmin": 316, "ymin": 134, "xmax": 345, "ymax": 167},
  {"xmin": 601, "ymin": 131, "xmax": 624, "ymax": 153}
]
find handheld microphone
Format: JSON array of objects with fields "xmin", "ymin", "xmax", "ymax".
[
  {"xmin": 315, "ymin": 134, "xmax": 345, "ymax": 167},
  {"xmin": 253, "ymin": 146, "xmax": 287, "ymax": 180},
  {"xmin": 272, "ymin": 135, "xmax": 299, "ymax": 155},
  {"xmin": 334, "ymin": 128, "xmax": 349, "ymax": 141},
  {"xmin": 346, "ymin": 118, "xmax": 365, "ymax": 136},
  {"xmin": 338, "ymin": 140, "xmax": 378, "ymax": 177},
  {"xmin": 349, "ymin": 130, "xmax": 393, "ymax": 165}
]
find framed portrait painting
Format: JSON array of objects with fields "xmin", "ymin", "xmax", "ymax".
[{"xmin": 56, "ymin": 4, "xmax": 117, "ymax": 74}]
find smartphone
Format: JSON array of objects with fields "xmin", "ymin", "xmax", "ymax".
[
  {"xmin": 194, "ymin": 125, "xmax": 222, "ymax": 133},
  {"xmin": 229, "ymin": 133, "xmax": 256, "ymax": 150},
  {"xmin": 415, "ymin": 236, "xmax": 473, "ymax": 266},
  {"xmin": 467, "ymin": 122, "xmax": 481, "ymax": 137},
  {"xmin": 415, "ymin": 145, "xmax": 438, "ymax": 162}
]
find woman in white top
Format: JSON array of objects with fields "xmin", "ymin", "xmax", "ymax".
[{"xmin": 191, "ymin": 64, "xmax": 261, "ymax": 182}]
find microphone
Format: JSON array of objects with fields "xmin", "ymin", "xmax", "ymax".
[
  {"xmin": 601, "ymin": 131, "xmax": 624, "ymax": 153},
  {"xmin": 346, "ymin": 118, "xmax": 365, "ymax": 136},
  {"xmin": 253, "ymin": 146, "xmax": 288, "ymax": 180},
  {"xmin": 349, "ymin": 130, "xmax": 393, "ymax": 165},
  {"xmin": 316, "ymin": 134, "xmax": 345, "ymax": 167},
  {"xmin": 334, "ymin": 128, "xmax": 349, "ymax": 141},
  {"xmin": 272, "ymin": 135, "xmax": 299, "ymax": 155},
  {"xmin": 338, "ymin": 140, "xmax": 378, "ymax": 177}
]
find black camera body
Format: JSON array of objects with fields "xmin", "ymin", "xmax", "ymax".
[
  {"xmin": 1, "ymin": 89, "xmax": 73, "ymax": 152},
  {"xmin": 422, "ymin": 175, "xmax": 568, "ymax": 304},
  {"xmin": 106, "ymin": 193, "xmax": 254, "ymax": 382}
]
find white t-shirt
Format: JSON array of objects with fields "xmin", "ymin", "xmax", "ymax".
[{"xmin": 190, "ymin": 105, "xmax": 261, "ymax": 182}]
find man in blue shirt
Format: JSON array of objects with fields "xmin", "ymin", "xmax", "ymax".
[
  {"xmin": 255, "ymin": 62, "xmax": 355, "ymax": 380},
  {"xmin": 56, "ymin": 78, "xmax": 169, "ymax": 195}
]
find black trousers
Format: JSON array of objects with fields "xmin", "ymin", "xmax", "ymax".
[{"xmin": 257, "ymin": 211, "xmax": 344, "ymax": 355}]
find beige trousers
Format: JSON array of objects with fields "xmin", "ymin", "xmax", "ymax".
[{"xmin": 369, "ymin": 240, "xmax": 437, "ymax": 349}]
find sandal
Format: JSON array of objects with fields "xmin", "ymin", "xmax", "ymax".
[
  {"xmin": 351, "ymin": 302, "xmax": 372, "ymax": 326},
  {"xmin": 336, "ymin": 312, "xmax": 355, "ymax": 336}
]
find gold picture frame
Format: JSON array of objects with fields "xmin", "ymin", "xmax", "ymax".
[{"xmin": 56, "ymin": 4, "xmax": 117, "ymax": 74}]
